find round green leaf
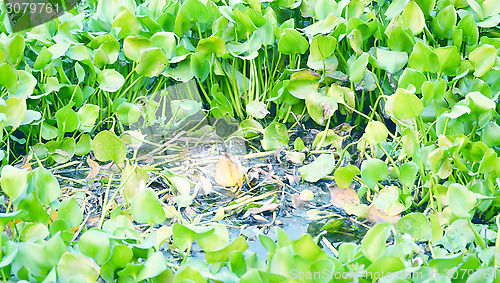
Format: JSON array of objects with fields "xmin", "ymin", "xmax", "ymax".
[
  {"xmin": 365, "ymin": 121, "xmax": 388, "ymax": 145},
  {"xmin": 77, "ymin": 104, "xmax": 100, "ymax": 132},
  {"xmin": 97, "ymin": 69, "xmax": 125, "ymax": 92},
  {"xmin": 116, "ymin": 102, "xmax": 141, "ymax": 125},
  {"xmin": 397, "ymin": 212, "xmax": 430, "ymax": 240},
  {"xmin": 123, "ymin": 36, "xmax": 152, "ymax": 61},
  {"xmin": 386, "ymin": 88, "xmax": 423, "ymax": 120},
  {"xmin": 92, "ymin": 130, "xmax": 126, "ymax": 164},
  {"xmin": 136, "ymin": 48, "xmax": 168, "ymax": 77},
  {"xmin": 305, "ymin": 92, "xmax": 338, "ymax": 125},
  {"xmin": 310, "ymin": 35, "xmax": 337, "ymax": 61}
]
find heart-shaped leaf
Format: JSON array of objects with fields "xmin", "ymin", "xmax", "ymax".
[
  {"xmin": 131, "ymin": 188, "xmax": 166, "ymax": 224},
  {"xmin": 92, "ymin": 130, "xmax": 126, "ymax": 164},
  {"xmin": 299, "ymin": 154, "xmax": 335, "ymax": 182}
]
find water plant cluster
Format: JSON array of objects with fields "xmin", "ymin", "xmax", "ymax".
[{"xmin": 0, "ymin": 0, "xmax": 499, "ymax": 281}]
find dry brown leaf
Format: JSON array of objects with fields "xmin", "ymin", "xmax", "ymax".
[
  {"xmin": 242, "ymin": 203, "xmax": 279, "ymax": 218},
  {"xmin": 15, "ymin": 152, "xmax": 33, "ymax": 171},
  {"xmin": 214, "ymin": 155, "xmax": 244, "ymax": 187},
  {"xmin": 253, "ymin": 215, "xmax": 268, "ymax": 222},
  {"xmin": 291, "ymin": 193, "xmax": 307, "ymax": 208},
  {"xmin": 367, "ymin": 205, "xmax": 401, "ymax": 224},
  {"xmin": 86, "ymin": 157, "xmax": 100, "ymax": 182},
  {"xmin": 329, "ymin": 185, "xmax": 360, "ymax": 210}
]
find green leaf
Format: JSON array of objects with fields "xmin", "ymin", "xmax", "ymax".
[
  {"xmin": 278, "ymin": 28, "xmax": 309, "ymax": 55},
  {"xmin": 388, "ymin": 26, "xmax": 415, "ymax": 53},
  {"xmin": 457, "ymin": 14, "xmax": 479, "ymax": 46},
  {"xmin": 373, "ymin": 48, "xmax": 408, "ymax": 73},
  {"xmin": 366, "ymin": 257, "xmax": 405, "ymax": 277},
  {"xmin": 34, "ymin": 167, "xmax": 61, "ymax": 206},
  {"xmin": 1, "ymin": 165, "xmax": 27, "ymax": 201},
  {"xmin": 299, "ymin": 154, "xmax": 335, "ymax": 182},
  {"xmin": 5, "ymin": 35, "xmax": 24, "ymax": 66},
  {"xmin": 33, "ymin": 46, "xmax": 52, "ymax": 70},
  {"xmin": 79, "ymin": 229, "xmax": 111, "ymax": 264},
  {"xmin": 98, "ymin": 69, "xmax": 125, "ymax": 92},
  {"xmin": 402, "ymin": 1, "xmax": 425, "ymax": 35},
  {"xmin": 11, "ymin": 70, "xmax": 36, "ymax": 98},
  {"xmin": 205, "ymin": 236, "xmax": 248, "ymax": 264},
  {"xmin": 92, "ymin": 130, "xmax": 126, "ymax": 164},
  {"xmin": 310, "ymin": 35, "xmax": 337, "ymax": 61},
  {"xmin": 286, "ymin": 70, "xmax": 320, "ymax": 99},
  {"xmin": 292, "ymin": 234, "xmax": 326, "ymax": 262},
  {"xmin": 196, "ymin": 35, "xmax": 226, "ymax": 57},
  {"xmin": 349, "ymin": 52, "xmax": 369, "ymax": 82},
  {"xmin": 131, "ymin": 188, "xmax": 166, "ymax": 224},
  {"xmin": 386, "ymin": 88, "xmax": 423, "ymax": 120},
  {"xmin": 112, "ymin": 9, "xmax": 142, "ymax": 38},
  {"xmin": 181, "ymin": 0, "xmax": 210, "ymax": 23},
  {"xmin": 197, "ymin": 224, "xmax": 229, "ymax": 252},
  {"xmin": 399, "ymin": 162, "xmax": 418, "ymax": 188},
  {"xmin": 364, "ymin": 121, "xmax": 388, "ymax": 145},
  {"xmin": 398, "ymin": 68, "xmax": 427, "ymax": 93},
  {"xmin": 408, "ymin": 41, "xmax": 439, "ymax": 73},
  {"xmin": 46, "ymin": 138, "xmax": 76, "ymax": 164},
  {"xmin": 56, "ymin": 104, "xmax": 80, "ymax": 135},
  {"xmin": 434, "ymin": 46, "xmax": 461, "ymax": 76},
  {"xmin": 448, "ymin": 183, "xmax": 476, "ymax": 218},
  {"xmin": 305, "ymin": 92, "xmax": 337, "ymax": 125},
  {"xmin": 58, "ymin": 197, "xmax": 83, "ymax": 228},
  {"xmin": 361, "ymin": 159, "xmax": 388, "ymax": 190},
  {"xmin": 75, "ymin": 134, "xmax": 92, "ymax": 156},
  {"xmin": 19, "ymin": 191, "xmax": 49, "ymax": 224},
  {"xmin": 116, "ymin": 102, "xmax": 141, "ymax": 124},
  {"xmin": 469, "ymin": 44, "xmax": 496, "ymax": 77},
  {"xmin": 190, "ymin": 52, "xmax": 210, "ymax": 82},
  {"xmin": 246, "ymin": 101, "xmax": 269, "ymax": 119},
  {"xmin": 151, "ymin": 32, "xmax": 177, "ymax": 59},
  {"xmin": 397, "ymin": 212, "xmax": 430, "ymax": 240},
  {"xmin": 334, "ymin": 165, "xmax": 360, "ymax": 188},
  {"xmin": 77, "ymin": 104, "xmax": 100, "ymax": 132},
  {"xmin": 123, "ymin": 36, "xmax": 152, "ymax": 61},
  {"xmin": 0, "ymin": 97, "xmax": 26, "ymax": 129},
  {"xmin": 261, "ymin": 122, "xmax": 289, "ymax": 151},
  {"xmin": 0, "ymin": 63, "xmax": 18, "ymax": 93},
  {"xmin": 57, "ymin": 252, "xmax": 100, "ymax": 283},
  {"xmin": 136, "ymin": 48, "xmax": 168, "ymax": 77},
  {"xmin": 432, "ymin": 4, "xmax": 456, "ymax": 39},
  {"xmin": 137, "ymin": 252, "xmax": 167, "ymax": 281},
  {"xmin": 361, "ymin": 223, "xmax": 391, "ymax": 262}
]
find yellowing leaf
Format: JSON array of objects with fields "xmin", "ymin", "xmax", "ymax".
[
  {"xmin": 329, "ymin": 185, "xmax": 360, "ymax": 210},
  {"xmin": 214, "ymin": 155, "xmax": 244, "ymax": 187}
]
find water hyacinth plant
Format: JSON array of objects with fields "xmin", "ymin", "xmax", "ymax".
[{"xmin": 0, "ymin": 0, "xmax": 497, "ymax": 281}]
